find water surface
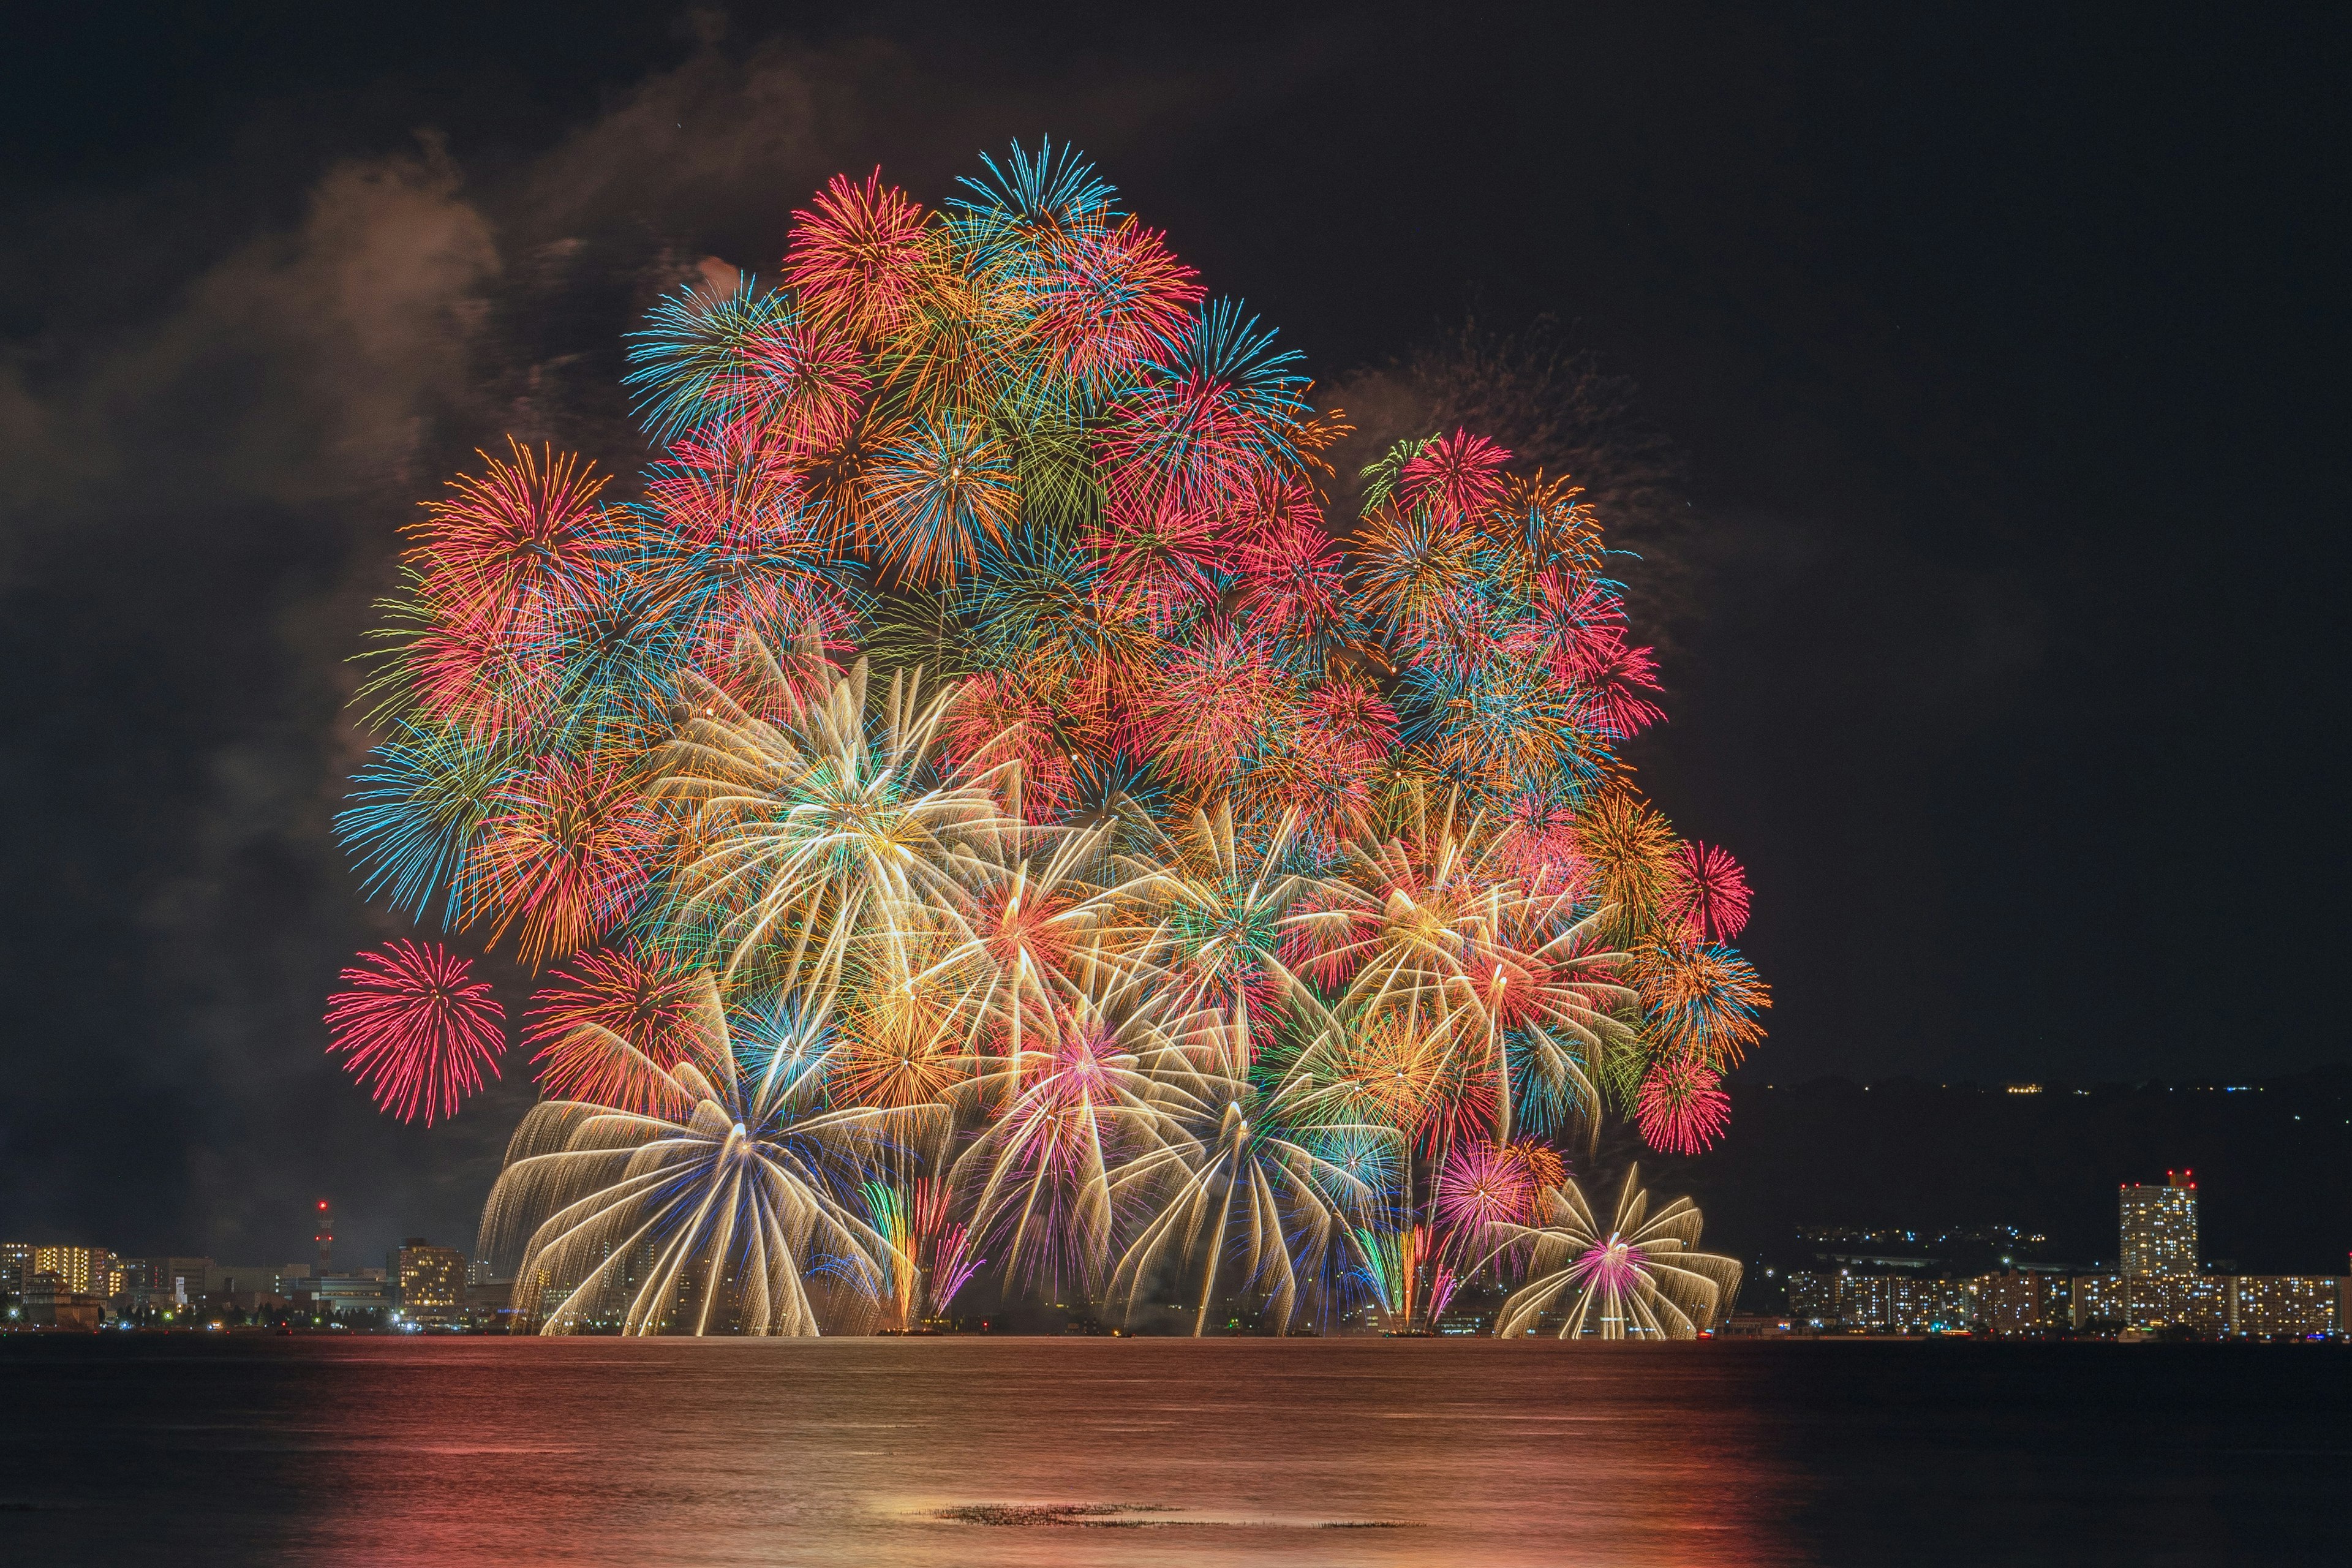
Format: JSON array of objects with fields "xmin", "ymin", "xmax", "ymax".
[{"xmin": 4, "ymin": 1337, "xmax": 2345, "ymax": 1564}]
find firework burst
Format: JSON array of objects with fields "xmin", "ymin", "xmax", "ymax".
[{"xmin": 325, "ymin": 941, "xmax": 507, "ymax": 1125}]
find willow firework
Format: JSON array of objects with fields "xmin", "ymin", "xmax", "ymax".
[{"xmin": 330, "ymin": 140, "xmax": 1766, "ymax": 1335}]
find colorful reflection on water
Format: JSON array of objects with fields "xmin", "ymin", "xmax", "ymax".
[{"xmin": 6, "ymin": 1338, "xmax": 2347, "ymax": 1566}]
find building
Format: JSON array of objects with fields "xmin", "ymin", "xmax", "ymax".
[
  {"xmin": 29, "ymin": 1245, "xmax": 119, "ymax": 1298},
  {"xmin": 2132, "ymin": 1273, "xmax": 2228, "ymax": 1335},
  {"xmin": 396, "ymin": 1239, "xmax": 467, "ymax": 1323},
  {"xmin": 1785, "ymin": 1271, "xmax": 1974, "ymax": 1332},
  {"xmin": 1884, "ymin": 1278, "xmax": 1975, "ymax": 1332},
  {"xmin": 1787, "ymin": 1271, "xmax": 1847, "ymax": 1328},
  {"xmin": 2228, "ymin": 1276, "xmax": 2344, "ymax": 1339},
  {"xmin": 119, "ymin": 1257, "xmax": 217, "ymax": 1305},
  {"xmin": 1, "ymin": 1241, "xmax": 29, "ymax": 1297},
  {"xmin": 205, "ymin": 1263, "xmax": 287, "ymax": 1300},
  {"xmin": 1973, "ymin": 1272, "xmax": 2043, "ymax": 1336},
  {"xmin": 315, "ymin": 1272, "xmax": 393, "ymax": 1315},
  {"xmin": 465, "ymin": 1274, "xmax": 521, "ymax": 1330},
  {"xmin": 23, "ymin": 1275, "xmax": 104, "ymax": 1330},
  {"xmin": 2118, "ymin": 1172, "xmax": 2198, "ymax": 1275},
  {"xmin": 1973, "ymin": 1269, "xmax": 2076, "ymax": 1335},
  {"xmin": 2070, "ymin": 1270, "xmax": 2231, "ymax": 1335}
]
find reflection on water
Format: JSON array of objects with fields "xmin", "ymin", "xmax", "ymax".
[{"xmin": 4, "ymin": 1339, "xmax": 2347, "ymax": 1566}]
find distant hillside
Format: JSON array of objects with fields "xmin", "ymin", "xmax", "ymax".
[{"xmin": 1632, "ymin": 1068, "xmax": 2352, "ymax": 1286}]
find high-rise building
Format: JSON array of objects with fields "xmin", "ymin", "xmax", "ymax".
[
  {"xmin": 396, "ymin": 1238, "xmax": 467, "ymax": 1322},
  {"xmin": 314, "ymin": 1199, "xmax": 334, "ymax": 1275},
  {"xmin": 2118, "ymin": 1171, "xmax": 2198, "ymax": 1275},
  {"xmin": 30, "ymin": 1245, "xmax": 117, "ymax": 1298},
  {"xmin": 1, "ymin": 1241, "xmax": 30, "ymax": 1296}
]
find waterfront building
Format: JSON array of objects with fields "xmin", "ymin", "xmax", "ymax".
[
  {"xmin": 2117, "ymin": 1173, "xmax": 2198, "ymax": 1275},
  {"xmin": 204, "ymin": 1263, "xmax": 286, "ymax": 1300},
  {"xmin": 1787, "ymin": 1271, "xmax": 1845, "ymax": 1328},
  {"xmin": 396, "ymin": 1239, "xmax": 467, "ymax": 1322},
  {"xmin": 1972, "ymin": 1271, "xmax": 2047, "ymax": 1336},
  {"xmin": 29, "ymin": 1245, "xmax": 118, "ymax": 1298},
  {"xmin": 2228, "ymin": 1276, "xmax": 2343, "ymax": 1338},
  {"xmin": 1785, "ymin": 1271, "xmax": 1975, "ymax": 1332},
  {"xmin": 1883, "ymin": 1278, "xmax": 1975, "ymax": 1332},
  {"xmin": 22, "ymin": 1275, "xmax": 104, "ymax": 1330},
  {"xmin": 120, "ymin": 1257, "xmax": 221, "ymax": 1305},
  {"xmin": 2068, "ymin": 1271, "xmax": 2230, "ymax": 1335},
  {"xmin": 2070, "ymin": 1274, "xmax": 2124, "ymax": 1329},
  {"xmin": 315, "ymin": 1272, "xmax": 393, "ymax": 1315},
  {"xmin": 2132, "ymin": 1272, "xmax": 2228, "ymax": 1335}
]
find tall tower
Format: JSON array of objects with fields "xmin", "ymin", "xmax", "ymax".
[
  {"xmin": 315, "ymin": 1199, "xmax": 334, "ymax": 1276},
  {"xmin": 2118, "ymin": 1170, "xmax": 2198, "ymax": 1274}
]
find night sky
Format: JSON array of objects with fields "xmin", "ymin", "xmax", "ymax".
[{"xmin": 2, "ymin": 3, "xmax": 2340, "ymax": 1268}]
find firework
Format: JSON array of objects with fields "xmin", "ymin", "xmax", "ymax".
[
  {"xmin": 480, "ymin": 973, "xmax": 903, "ymax": 1335},
  {"xmin": 1490, "ymin": 1166, "xmax": 1743, "ymax": 1338},
  {"xmin": 1635, "ymin": 1055, "xmax": 1731, "ymax": 1156},
  {"xmin": 325, "ymin": 941, "xmax": 506, "ymax": 1125},
  {"xmin": 1664, "ymin": 840, "xmax": 1752, "ymax": 942},
  {"xmin": 1434, "ymin": 1139, "xmax": 1537, "ymax": 1235},
  {"xmin": 950, "ymin": 978, "xmax": 1195, "ymax": 1297},
  {"xmin": 328, "ymin": 142, "xmax": 1771, "ymax": 1336}
]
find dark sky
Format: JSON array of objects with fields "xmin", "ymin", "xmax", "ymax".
[{"xmin": 2, "ymin": 2, "xmax": 2341, "ymax": 1268}]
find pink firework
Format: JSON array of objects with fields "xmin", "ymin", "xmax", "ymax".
[
  {"xmin": 1233, "ymin": 505, "xmax": 1344, "ymax": 647},
  {"xmin": 781, "ymin": 169, "xmax": 933, "ymax": 345},
  {"xmin": 1635, "ymin": 1056, "xmax": 1732, "ymax": 1156},
  {"xmin": 1124, "ymin": 619, "xmax": 1286, "ymax": 787},
  {"xmin": 1396, "ymin": 429, "xmax": 1511, "ymax": 527},
  {"xmin": 944, "ymin": 669, "xmax": 1076, "ymax": 821},
  {"xmin": 1031, "ymin": 217, "xmax": 1202, "ymax": 390},
  {"xmin": 1435, "ymin": 1139, "xmax": 1537, "ymax": 1234},
  {"xmin": 1666, "ymin": 840, "xmax": 1752, "ymax": 942},
  {"xmin": 410, "ymin": 440, "xmax": 614, "ymax": 631},
  {"xmin": 466, "ymin": 750, "xmax": 663, "ymax": 968},
  {"xmin": 1087, "ymin": 474, "xmax": 1226, "ymax": 629},
  {"xmin": 1576, "ymin": 1234, "xmax": 1651, "ymax": 1297},
  {"xmin": 325, "ymin": 941, "xmax": 507, "ymax": 1125}
]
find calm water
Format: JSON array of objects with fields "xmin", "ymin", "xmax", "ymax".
[{"xmin": 4, "ymin": 1337, "xmax": 2345, "ymax": 1565}]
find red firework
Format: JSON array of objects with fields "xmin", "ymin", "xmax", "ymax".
[
  {"xmin": 945, "ymin": 668, "xmax": 1076, "ymax": 821},
  {"xmin": 1234, "ymin": 503, "xmax": 1345, "ymax": 646},
  {"xmin": 1635, "ymin": 1056, "xmax": 1732, "ymax": 1156},
  {"xmin": 782, "ymin": 169, "xmax": 934, "ymax": 345},
  {"xmin": 527, "ymin": 944, "xmax": 703, "ymax": 1112},
  {"xmin": 465, "ymin": 751, "xmax": 662, "ymax": 968},
  {"xmin": 1125, "ymin": 620, "xmax": 1286, "ymax": 787},
  {"xmin": 405, "ymin": 606, "xmax": 561, "ymax": 739},
  {"xmin": 325, "ymin": 941, "xmax": 506, "ymax": 1125},
  {"xmin": 1087, "ymin": 474, "xmax": 1227, "ymax": 628},
  {"xmin": 1030, "ymin": 216, "xmax": 1202, "ymax": 389},
  {"xmin": 410, "ymin": 441, "xmax": 614, "ymax": 631},
  {"xmin": 730, "ymin": 317, "xmax": 869, "ymax": 456},
  {"xmin": 1666, "ymin": 840, "xmax": 1752, "ymax": 942}
]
